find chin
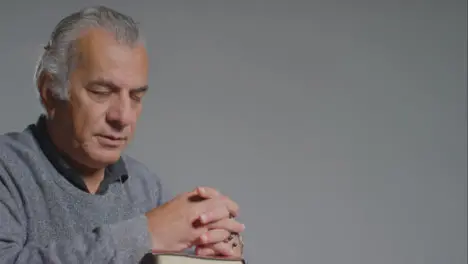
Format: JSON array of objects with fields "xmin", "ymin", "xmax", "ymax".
[{"xmin": 87, "ymin": 148, "xmax": 123, "ymax": 167}]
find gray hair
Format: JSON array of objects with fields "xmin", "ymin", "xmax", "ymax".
[{"xmin": 34, "ymin": 5, "xmax": 144, "ymax": 100}]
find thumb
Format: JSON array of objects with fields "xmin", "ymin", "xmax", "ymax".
[{"xmin": 195, "ymin": 186, "xmax": 220, "ymax": 199}]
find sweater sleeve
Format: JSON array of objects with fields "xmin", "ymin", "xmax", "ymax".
[{"xmin": 0, "ymin": 176, "xmax": 151, "ymax": 264}]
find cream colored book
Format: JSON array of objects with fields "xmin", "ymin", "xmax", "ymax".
[{"xmin": 139, "ymin": 252, "xmax": 245, "ymax": 264}]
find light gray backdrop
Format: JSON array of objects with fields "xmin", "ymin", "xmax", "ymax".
[{"xmin": 0, "ymin": 1, "xmax": 466, "ymax": 264}]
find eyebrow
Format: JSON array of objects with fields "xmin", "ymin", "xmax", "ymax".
[{"xmin": 85, "ymin": 78, "xmax": 149, "ymax": 93}]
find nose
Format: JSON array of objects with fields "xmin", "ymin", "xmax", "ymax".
[{"xmin": 106, "ymin": 94, "xmax": 134, "ymax": 130}]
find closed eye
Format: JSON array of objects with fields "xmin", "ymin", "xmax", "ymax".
[
  {"xmin": 87, "ymin": 86, "xmax": 114, "ymax": 101},
  {"xmin": 85, "ymin": 79, "xmax": 118, "ymax": 96},
  {"xmin": 130, "ymin": 87, "xmax": 148, "ymax": 102},
  {"xmin": 90, "ymin": 89, "xmax": 111, "ymax": 95}
]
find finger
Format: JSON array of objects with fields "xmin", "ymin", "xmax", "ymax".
[
  {"xmin": 195, "ymin": 246, "xmax": 217, "ymax": 257},
  {"xmin": 195, "ymin": 187, "xmax": 240, "ymax": 218},
  {"xmin": 219, "ymin": 196, "xmax": 240, "ymax": 218},
  {"xmin": 200, "ymin": 196, "xmax": 239, "ymax": 220},
  {"xmin": 196, "ymin": 229, "xmax": 230, "ymax": 245},
  {"xmin": 187, "ymin": 187, "xmax": 221, "ymax": 203},
  {"xmin": 185, "ymin": 189, "xmax": 205, "ymax": 203},
  {"xmin": 189, "ymin": 187, "xmax": 239, "ymax": 218},
  {"xmin": 199, "ymin": 204, "xmax": 230, "ymax": 224},
  {"xmin": 206, "ymin": 218, "xmax": 245, "ymax": 233},
  {"xmin": 196, "ymin": 186, "xmax": 220, "ymax": 199}
]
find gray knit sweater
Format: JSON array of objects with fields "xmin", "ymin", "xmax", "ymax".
[{"xmin": 0, "ymin": 121, "xmax": 169, "ymax": 263}]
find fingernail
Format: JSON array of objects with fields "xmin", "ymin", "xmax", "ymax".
[
  {"xmin": 201, "ymin": 234, "xmax": 207, "ymax": 242},
  {"xmin": 242, "ymin": 224, "xmax": 246, "ymax": 230}
]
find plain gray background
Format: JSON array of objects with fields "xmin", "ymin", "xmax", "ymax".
[{"xmin": 0, "ymin": 1, "xmax": 466, "ymax": 263}]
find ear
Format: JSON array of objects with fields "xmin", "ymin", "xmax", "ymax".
[{"xmin": 37, "ymin": 71, "xmax": 57, "ymax": 118}]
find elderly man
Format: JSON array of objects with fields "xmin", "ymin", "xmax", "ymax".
[{"xmin": 0, "ymin": 5, "xmax": 245, "ymax": 264}]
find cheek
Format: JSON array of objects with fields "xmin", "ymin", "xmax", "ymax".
[
  {"xmin": 70, "ymin": 102, "xmax": 109, "ymax": 140},
  {"xmin": 72, "ymin": 111, "xmax": 102, "ymax": 141}
]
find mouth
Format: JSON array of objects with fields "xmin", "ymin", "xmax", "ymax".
[{"xmin": 96, "ymin": 134, "xmax": 127, "ymax": 147}]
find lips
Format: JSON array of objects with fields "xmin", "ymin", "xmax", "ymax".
[
  {"xmin": 99, "ymin": 134, "xmax": 126, "ymax": 141},
  {"xmin": 96, "ymin": 134, "xmax": 127, "ymax": 147}
]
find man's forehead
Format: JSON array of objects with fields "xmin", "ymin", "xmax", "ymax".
[
  {"xmin": 74, "ymin": 28, "xmax": 148, "ymax": 86},
  {"xmin": 78, "ymin": 29, "xmax": 145, "ymax": 60}
]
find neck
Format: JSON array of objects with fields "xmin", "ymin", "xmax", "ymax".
[{"xmin": 45, "ymin": 118, "xmax": 105, "ymax": 193}]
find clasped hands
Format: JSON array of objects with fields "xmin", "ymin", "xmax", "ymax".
[{"xmin": 146, "ymin": 187, "xmax": 245, "ymax": 258}]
